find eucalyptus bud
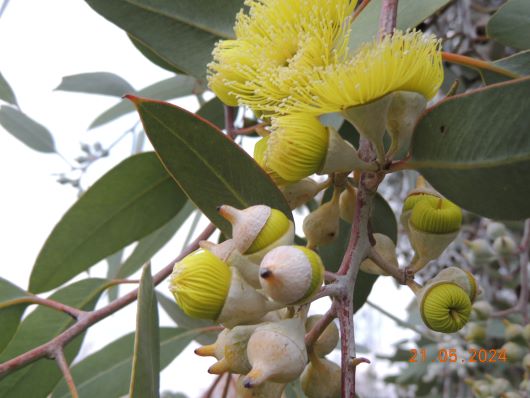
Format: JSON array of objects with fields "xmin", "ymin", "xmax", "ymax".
[
  {"xmin": 244, "ymin": 318, "xmax": 308, "ymax": 387},
  {"xmin": 465, "ymin": 239, "xmax": 496, "ymax": 266},
  {"xmin": 472, "ymin": 300, "xmax": 493, "ymax": 320},
  {"xmin": 493, "ymin": 236, "xmax": 518, "ymax": 257},
  {"xmin": 305, "ymin": 315, "xmax": 339, "ymax": 357},
  {"xmin": 259, "ymin": 246, "xmax": 324, "ymax": 305},
  {"xmin": 339, "ymin": 183, "xmax": 357, "ymax": 223},
  {"xmin": 235, "ymin": 375, "xmax": 285, "ymax": 398},
  {"xmin": 207, "ymin": 325, "xmax": 258, "ymax": 375},
  {"xmin": 300, "ymin": 355, "xmax": 341, "ymax": 398},
  {"xmin": 500, "ymin": 341, "xmax": 527, "ymax": 362},
  {"xmin": 280, "ymin": 178, "xmax": 324, "ymax": 209},
  {"xmin": 360, "ymin": 233, "xmax": 398, "ymax": 276},
  {"xmin": 465, "ymin": 322, "xmax": 486, "ymax": 343},
  {"xmin": 503, "ymin": 320, "xmax": 526, "ymax": 345},
  {"xmin": 486, "ymin": 221, "xmax": 508, "ymax": 239},
  {"xmin": 303, "ymin": 188, "xmax": 340, "ymax": 248}
]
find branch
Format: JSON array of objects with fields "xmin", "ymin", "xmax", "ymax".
[
  {"xmin": 0, "ymin": 296, "xmax": 83, "ymax": 320},
  {"xmin": 53, "ymin": 349, "xmax": 79, "ymax": 398},
  {"xmin": 0, "ymin": 223, "xmax": 217, "ymax": 378},
  {"xmin": 378, "ymin": 0, "xmax": 398, "ymax": 38}
]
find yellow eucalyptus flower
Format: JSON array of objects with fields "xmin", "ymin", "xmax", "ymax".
[
  {"xmin": 207, "ymin": 0, "xmax": 357, "ymax": 113},
  {"xmin": 285, "ymin": 30, "xmax": 443, "ymax": 115}
]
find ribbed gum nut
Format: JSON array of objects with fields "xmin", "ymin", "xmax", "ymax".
[
  {"xmin": 195, "ymin": 329, "xmax": 228, "ymax": 359},
  {"xmin": 303, "ymin": 190, "xmax": 340, "ymax": 249},
  {"xmin": 493, "ymin": 236, "xmax": 518, "ymax": 257},
  {"xmin": 235, "ymin": 375, "xmax": 285, "ymax": 398},
  {"xmin": 410, "ymin": 196, "xmax": 462, "ymax": 234},
  {"xmin": 472, "ymin": 300, "xmax": 493, "ymax": 320},
  {"xmin": 465, "ymin": 323, "xmax": 486, "ymax": 343},
  {"xmin": 360, "ymin": 233, "xmax": 398, "ymax": 276},
  {"xmin": 318, "ymin": 127, "xmax": 377, "ymax": 175},
  {"xmin": 339, "ymin": 184, "xmax": 357, "ymax": 223},
  {"xmin": 418, "ymin": 282, "xmax": 471, "ymax": 333},
  {"xmin": 200, "ymin": 239, "xmax": 261, "ymax": 289},
  {"xmin": 244, "ymin": 318, "xmax": 308, "ymax": 387},
  {"xmin": 169, "ymin": 249, "xmax": 231, "ymax": 320},
  {"xmin": 430, "ymin": 267, "xmax": 478, "ymax": 302},
  {"xmin": 259, "ymin": 246, "xmax": 324, "ymax": 305},
  {"xmin": 216, "ymin": 267, "xmax": 279, "ymax": 328},
  {"xmin": 342, "ymin": 93, "xmax": 394, "ymax": 162},
  {"xmin": 300, "ymin": 355, "xmax": 341, "ymax": 398},
  {"xmin": 254, "ymin": 136, "xmax": 289, "ymax": 186},
  {"xmin": 399, "ymin": 190, "xmax": 440, "ymax": 235},
  {"xmin": 501, "ymin": 341, "xmax": 526, "ymax": 362},
  {"xmin": 386, "ymin": 91, "xmax": 427, "ymax": 155},
  {"xmin": 305, "ymin": 315, "xmax": 339, "ymax": 357},
  {"xmin": 266, "ymin": 114, "xmax": 329, "ymax": 183},
  {"xmin": 218, "ymin": 205, "xmax": 292, "ymax": 255},
  {"xmin": 209, "ymin": 324, "xmax": 257, "ymax": 375},
  {"xmin": 486, "ymin": 221, "xmax": 508, "ymax": 239},
  {"xmin": 280, "ymin": 178, "xmax": 320, "ymax": 209}
]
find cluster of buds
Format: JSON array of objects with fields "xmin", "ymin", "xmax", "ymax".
[{"xmin": 169, "ymin": 204, "xmax": 331, "ymax": 394}]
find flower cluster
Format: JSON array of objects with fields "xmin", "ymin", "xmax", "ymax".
[{"xmin": 208, "ymin": 0, "xmax": 444, "ymax": 182}]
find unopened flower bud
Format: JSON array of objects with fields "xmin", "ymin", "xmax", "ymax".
[
  {"xmin": 259, "ymin": 246, "xmax": 324, "ymax": 305},
  {"xmin": 339, "ymin": 184, "xmax": 357, "ymax": 223},
  {"xmin": 465, "ymin": 323, "xmax": 486, "ymax": 343},
  {"xmin": 472, "ymin": 300, "xmax": 493, "ymax": 320},
  {"xmin": 300, "ymin": 355, "xmax": 341, "ymax": 398},
  {"xmin": 305, "ymin": 315, "xmax": 339, "ymax": 357},
  {"xmin": 503, "ymin": 320, "xmax": 525, "ymax": 345},
  {"xmin": 280, "ymin": 178, "xmax": 323, "ymax": 209},
  {"xmin": 303, "ymin": 188, "xmax": 340, "ymax": 249},
  {"xmin": 493, "ymin": 236, "xmax": 518, "ymax": 257},
  {"xmin": 500, "ymin": 341, "xmax": 527, "ymax": 362},
  {"xmin": 244, "ymin": 318, "xmax": 308, "ymax": 387},
  {"xmin": 207, "ymin": 325, "xmax": 258, "ymax": 375},
  {"xmin": 235, "ymin": 375, "xmax": 285, "ymax": 398},
  {"xmin": 360, "ymin": 233, "xmax": 398, "ymax": 275},
  {"xmin": 465, "ymin": 239, "xmax": 495, "ymax": 266},
  {"xmin": 486, "ymin": 221, "xmax": 508, "ymax": 239}
]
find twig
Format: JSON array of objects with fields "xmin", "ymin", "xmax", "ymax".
[
  {"xmin": 305, "ymin": 304, "xmax": 337, "ymax": 349},
  {"xmin": 203, "ymin": 373, "xmax": 224, "ymax": 398},
  {"xmin": 351, "ymin": 0, "xmax": 372, "ymax": 23},
  {"xmin": 378, "ymin": 0, "xmax": 398, "ymax": 38},
  {"xmin": 224, "ymin": 105, "xmax": 237, "ymax": 138},
  {"xmin": 230, "ymin": 123, "xmax": 267, "ymax": 136},
  {"xmin": 0, "ymin": 296, "xmax": 83, "ymax": 319},
  {"xmin": 0, "ymin": 223, "xmax": 216, "ymax": 378},
  {"xmin": 325, "ymin": 270, "xmax": 338, "ymax": 282},
  {"xmin": 366, "ymin": 300, "xmax": 438, "ymax": 342},
  {"xmin": 442, "ymin": 52, "xmax": 520, "ymax": 79},
  {"xmin": 221, "ymin": 372, "xmax": 232, "ymax": 398},
  {"xmin": 367, "ymin": 248, "xmax": 408, "ymax": 284},
  {"xmin": 53, "ymin": 349, "xmax": 79, "ymax": 398}
]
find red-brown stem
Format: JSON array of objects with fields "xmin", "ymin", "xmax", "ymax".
[
  {"xmin": 221, "ymin": 372, "xmax": 232, "ymax": 398},
  {"xmin": 203, "ymin": 373, "xmax": 225, "ymax": 398},
  {"xmin": 0, "ymin": 223, "xmax": 216, "ymax": 378},
  {"xmin": 325, "ymin": 270, "xmax": 338, "ymax": 282},
  {"xmin": 351, "ymin": 0, "xmax": 372, "ymax": 23},
  {"xmin": 53, "ymin": 349, "xmax": 79, "ymax": 398},
  {"xmin": 337, "ymin": 293, "xmax": 355, "ymax": 398},
  {"xmin": 0, "ymin": 296, "xmax": 83, "ymax": 319},
  {"xmin": 305, "ymin": 304, "xmax": 337, "ymax": 349},
  {"xmin": 224, "ymin": 105, "xmax": 237, "ymax": 138},
  {"xmin": 442, "ymin": 52, "xmax": 520, "ymax": 79},
  {"xmin": 231, "ymin": 123, "xmax": 267, "ymax": 136},
  {"xmin": 378, "ymin": 0, "xmax": 398, "ymax": 38}
]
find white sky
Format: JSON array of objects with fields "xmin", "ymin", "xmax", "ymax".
[{"xmin": 0, "ymin": 1, "xmax": 415, "ymax": 396}]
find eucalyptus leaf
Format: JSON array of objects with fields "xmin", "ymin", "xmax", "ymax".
[
  {"xmin": 0, "ymin": 279, "xmax": 31, "ymax": 354},
  {"xmin": 0, "ymin": 106, "xmax": 55, "ymax": 153},
  {"xmin": 90, "ymin": 75, "xmax": 199, "ymax": 129},
  {"xmin": 0, "ymin": 279, "xmax": 108, "ymax": 398},
  {"xmin": 410, "ymin": 77, "xmax": 530, "ymax": 220},
  {"xmin": 51, "ymin": 328, "xmax": 199, "ymax": 398},
  {"xmin": 55, "ymin": 72, "xmax": 136, "ymax": 97},
  {"xmin": 29, "ymin": 152, "xmax": 187, "ymax": 293},
  {"xmin": 487, "ymin": 0, "xmax": 530, "ymax": 51},
  {"xmin": 196, "ymin": 97, "xmax": 225, "ymax": 129},
  {"xmin": 128, "ymin": 34, "xmax": 186, "ymax": 75},
  {"xmin": 128, "ymin": 96, "xmax": 292, "ymax": 236},
  {"xmin": 0, "ymin": 72, "xmax": 18, "ymax": 106},
  {"xmin": 106, "ymin": 249, "xmax": 124, "ymax": 301},
  {"xmin": 129, "ymin": 264, "xmax": 159, "ymax": 398},
  {"xmin": 84, "ymin": 0, "xmax": 244, "ymax": 79},
  {"xmin": 348, "ymin": 0, "xmax": 451, "ymax": 53},
  {"xmin": 117, "ymin": 202, "xmax": 194, "ymax": 279}
]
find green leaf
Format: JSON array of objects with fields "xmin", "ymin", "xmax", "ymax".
[
  {"xmin": 128, "ymin": 97, "xmax": 292, "ymax": 235},
  {"xmin": 318, "ymin": 191, "xmax": 397, "ymax": 312},
  {"xmin": 487, "ymin": 0, "xmax": 530, "ymax": 51},
  {"xmin": 481, "ymin": 50, "xmax": 530, "ymax": 85},
  {"xmin": 0, "ymin": 106, "xmax": 55, "ymax": 153},
  {"xmin": 89, "ymin": 75, "xmax": 199, "ymax": 129},
  {"xmin": 410, "ymin": 77, "xmax": 530, "ymax": 220},
  {"xmin": 196, "ymin": 97, "xmax": 225, "ymax": 129},
  {"xmin": 129, "ymin": 34, "xmax": 186, "ymax": 75},
  {"xmin": 55, "ymin": 72, "xmax": 136, "ymax": 97},
  {"xmin": 348, "ymin": 0, "xmax": 451, "ymax": 53},
  {"xmin": 0, "ymin": 279, "xmax": 108, "ymax": 398},
  {"xmin": 117, "ymin": 202, "xmax": 194, "ymax": 279},
  {"xmin": 156, "ymin": 292, "xmax": 217, "ymax": 345},
  {"xmin": 84, "ymin": 0, "xmax": 243, "ymax": 79},
  {"xmin": 0, "ymin": 279, "xmax": 31, "ymax": 354},
  {"xmin": 30, "ymin": 152, "xmax": 187, "ymax": 293},
  {"xmin": 106, "ymin": 249, "xmax": 124, "ymax": 301},
  {"xmin": 51, "ymin": 328, "xmax": 198, "ymax": 398},
  {"xmin": 0, "ymin": 72, "xmax": 18, "ymax": 106},
  {"xmin": 130, "ymin": 264, "xmax": 159, "ymax": 398}
]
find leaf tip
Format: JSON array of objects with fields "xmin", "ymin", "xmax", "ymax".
[{"xmin": 123, "ymin": 94, "xmax": 145, "ymax": 106}]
